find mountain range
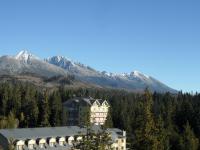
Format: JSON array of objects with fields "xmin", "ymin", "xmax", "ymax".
[{"xmin": 0, "ymin": 50, "xmax": 177, "ymax": 93}]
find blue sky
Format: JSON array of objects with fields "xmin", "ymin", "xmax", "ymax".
[{"xmin": 0, "ymin": 0, "xmax": 199, "ymax": 92}]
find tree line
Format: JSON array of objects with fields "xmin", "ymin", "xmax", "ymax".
[{"xmin": 0, "ymin": 81, "xmax": 200, "ymax": 149}]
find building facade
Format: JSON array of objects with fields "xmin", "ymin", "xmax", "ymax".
[
  {"xmin": 63, "ymin": 97, "xmax": 110, "ymax": 126},
  {"xmin": 0, "ymin": 126, "xmax": 126, "ymax": 150}
]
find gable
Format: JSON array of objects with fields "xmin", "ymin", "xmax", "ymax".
[{"xmin": 102, "ymin": 100, "xmax": 110, "ymax": 107}]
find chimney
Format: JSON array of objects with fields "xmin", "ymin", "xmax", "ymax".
[{"xmin": 123, "ymin": 130, "xmax": 126, "ymax": 137}]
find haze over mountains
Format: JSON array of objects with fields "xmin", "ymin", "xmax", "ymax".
[{"xmin": 0, "ymin": 50, "xmax": 177, "ymax": 93}]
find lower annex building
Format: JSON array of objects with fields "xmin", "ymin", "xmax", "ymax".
[{"xmin": 0, "ymin": 126, "xmax": 126, "ymax": 150}]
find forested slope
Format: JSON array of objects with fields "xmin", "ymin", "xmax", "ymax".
[{"xmin": 0, "ymin": 81, "xmax": 199, "ymax": 149}]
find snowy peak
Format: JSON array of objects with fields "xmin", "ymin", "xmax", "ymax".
[
  {"xmin": 46, "ymin": 56, "xmax": 64, "ymax": 62},
  {"xmin": 15, "ymin": 50, "xmax": 38, "ymax": 62},
  {"xmin": 45, "ymin": 56, "xmax": 75, "ymax": 70},
  {"xmin": 101, "ymin": 71, "xmax": 116, "ymax": 77},
  {"xmin": 101, "ymin": 70, "xmax": 150, "ymax": 80},
  {"xmin": 46, "ymin": 56, "xmax": 73, "ymax": 64},
  {"xmin": 54, "ymin": 56, "xmax": 65, "ymax": 62},
  {"xmin": 130, "ymin": 70, "xmax": 150, "ymax": 79},
  {"xmin": 45, "ymin": 56, "xmax": 97, "ymax": 73}
]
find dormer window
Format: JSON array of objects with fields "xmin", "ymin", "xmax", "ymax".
[
  {"xmin": 58, "ymin": 137, "xmax": 65, "ymax": 146},
  {"xmin": 28, "ymin": 144, "xmax": 34, "ymax": 149},
  {"xmin": 59, "ymin": 141, "xmax": 64, "ymax": 146},
  {"xmin": 16, "ymin": 140, "xmax": 25, "ymax": 150},
  {"xmin": 50, "ymin": 142, "xmax": 55, "ymax": 147},
  {"xmin": 49, "ymin": 138, "xmax": 56, "ymax": 147},
  {"xmin": 27, "ymin": 139, "xmax": 36, "ymax": 149},
  {"xmin": 16, "ymin": 145, "xmax": 23, "ymax": 150},
  {"xmin": 39, "ymin": 143, "xmax": 45, "ymax": 148},
  {"xmin": 68, "ymin": 136, "xmax": 74, "ymax": 145},
  {"xmin": 38, "ymin": 138, "xmax": 46, "ymax": 148}
]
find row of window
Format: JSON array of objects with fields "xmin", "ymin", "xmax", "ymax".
[
  {"xmin": 114, "ymin": 146, "xmax": 125, "ymax": 150},
  {"xmin": 91, "ymin": 107, "xmax": 108, "ymax": 112},
  {"xmin": 91, "ymin": 112, "xmax": 107, "ymax": 116},
  {"xmin": 15, "ymin": 136, "xmax": 81, "ymax": 150},
  {"xmin": 91, "ymin": 117, "xmax": 106, "ymax": 121}
]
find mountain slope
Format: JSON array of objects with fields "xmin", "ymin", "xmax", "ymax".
[
  {"xmin": 0, "ymin": 51, "xmax": 68, "ymax": 78},
  {"xmin": 0, "ymin": 50, "xmax": 177, "ymax": 93},
  {"xmin": 46, "ymin": 56, "xmax": 177, "ymax": 93}
]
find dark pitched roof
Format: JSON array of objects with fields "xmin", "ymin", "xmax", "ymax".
[
  {"xmin": 0, "ymin": 126, "xmax": 124, "ymax": 142},
  {"xmin": 63, "ymin": 97, "xmax": 109, "ymax": 106},
  {"xmin": 0, "ymin": 126, "xmax": 85, "ymax": 140}
]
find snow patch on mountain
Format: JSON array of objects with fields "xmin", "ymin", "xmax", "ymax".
[
  {"xmin": 101, "ymin": 70, "xmax": 150, "ymax": 81},
  {"xmin": 15, "ymin": 50, "xmax": 39, "ymax": 63},
  {"xmin": 45, "ymin": 56, "xmax": 98, "ymax": 76},
  {"xmin": 131, "ymin": 70, "xmax": 149, "ymax": 79}
]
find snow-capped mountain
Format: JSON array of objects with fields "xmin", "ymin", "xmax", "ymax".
[
  {"xmin": 46, "ymin": 56, "xmax": 177, "ymax": 93},
  {"xmin": 0, "ymin": 51, "xmax": 68, "ymax": 78},
  {"xmin": 101, "ymin": 71, "xmax": 149, "ymax": 80},
  {"xmin": 45, "ymin": 56, "xmax": 100, "ymax": 77},
  {"xmin": 0, "ymin": 50, "xmax": 177, "ymax": 93},
  {"xmin": 15, "ymin": 50, "xmax": 39, "ymax": 62}
]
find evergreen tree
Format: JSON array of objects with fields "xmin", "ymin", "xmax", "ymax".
[
  {"xmin": 8, "ymin": 138, "xmax": 15, "ymax": 150},
  {"xmin": 181, "ymin": 121, "xmax": 199, "ymax": 150},
  {"xmin": 2, "ymin": 84, "xmax": 10, "ymax": 115},
  {"xmin": 74, "ymin": 126, "xmax": 112, "ymax": 150},
  {"xmin": 79, "ymin": 106, "xmax": 90, "ymax": 126},
  {"xmin": 19, "ymin": 112, "xmax": 25, "ymax": 127},
  {"xmin": 95, "ymin": 126, "xmax": 113, "ymax": 150},
  {"xmin": 25, "ymin": 100, "xmax": 39, "ymax": 127},
  {"xmin": 49, "ymin": 91, "xmax": 62, "ymax": 126},
  {"xmin": 0, "ymin": 117, "xmax": 7, "ymax": 129},
  {"xmin": 11, "ymin": 84, "xmax": 22, "ymax": 115},
  {"xmin": 104, "ymin": 108, "xmax": 113, "ymax": 128},
  {"xmin": 6, "ymin": 111, "xmax": 18, "ymax": 129},
  {"xmin": 61, "ymin": 107, "xmax": 68, "ymax": 125},
  {"xmin": 156, "ymin": 115, "xmax": 170, "ymax": 150},
  {"xmin": 38, "ymin": 91, "xmax": 50, "ymax": 126},
  {"xmin": 134, "ymin": 89, "xmax": 160, "ymax": 150}
]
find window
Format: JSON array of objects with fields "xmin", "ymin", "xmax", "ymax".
[
  {"xmin": 49, "ymin": 142, "xmax": 55, "ymax": 147},
  {"xmin": 39, "ymin": 143, "xmax": 45, "ymax": 148},
  {"xmin": 16, "ymin": 145, "xmax": 23, "ymax": 150},
  {"xmin": 68, "ymin": 139, "xmax": 74, "ymax": 145},
  {"xmin": 59, "ymin": 141, "xmax": 64, "ymax": 146},
  {"xmin": 28, "ymin": 144, "xmax": 34, "ymax": 149}
]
